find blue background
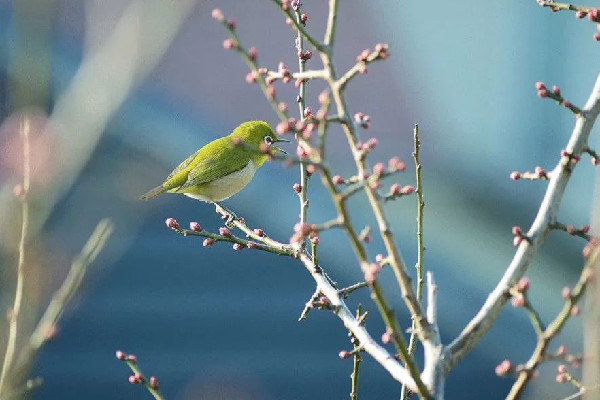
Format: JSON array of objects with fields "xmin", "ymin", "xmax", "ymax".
[{"xmin": 0, "ymin": 1, "xmax": 597, "ymax": 399}]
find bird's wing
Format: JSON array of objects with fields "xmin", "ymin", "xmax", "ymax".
[
  {"xmin": 178, "ymin": 151, "xmax": 250, "ymax": 189},
  {"xmin": 165, "ymin": 149, "xmax": 202, "ymax": 181}
]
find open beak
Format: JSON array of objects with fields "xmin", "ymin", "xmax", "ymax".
[{"xmin": 273, "ymin": 138, "xmax": 289, "ymax": 155}]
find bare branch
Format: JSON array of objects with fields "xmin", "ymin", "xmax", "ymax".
[{"xmin": 444, "ymin": 72, "xmax": 600, "ymax": 373}]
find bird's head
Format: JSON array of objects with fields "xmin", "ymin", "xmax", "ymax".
[{"xmin": 231, "ymin": 120, "xmax": 288, "ymax": 165}]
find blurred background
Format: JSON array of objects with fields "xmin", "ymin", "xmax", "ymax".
[{"xmin": 0, "ymin": 0, "xmax": 599, "ymax": 399}]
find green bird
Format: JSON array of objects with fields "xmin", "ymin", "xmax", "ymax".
[{"xmin": 140, "ymin": 120, "xmax": 287, "ymax": 203}]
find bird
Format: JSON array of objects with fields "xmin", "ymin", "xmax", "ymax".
[{"xmin": 140, "ymin": 120, "xmax": 288, "ymax": 204}]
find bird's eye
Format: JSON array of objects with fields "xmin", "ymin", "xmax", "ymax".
[{"xmin": 264, "ymin": 136, "xmax": 274, "ymax": 145}]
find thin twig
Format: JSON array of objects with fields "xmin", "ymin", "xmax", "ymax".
[
  {"xmin": 402, "ymin": 123, "xmax": 425, "ymax": 400},
  {"xmin": 295, "ymin": 5, "xmax": 309, "ymax": 251},
  {"xmin": 0, "ymin": 117, "xmax": 31, "ymax": 398}
]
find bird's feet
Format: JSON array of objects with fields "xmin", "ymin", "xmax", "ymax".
[{"xmin": 214, "ymin": 202, "xmax": 238, "ymax": 228}]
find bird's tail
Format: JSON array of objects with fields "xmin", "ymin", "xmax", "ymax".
[{"xmin": 139, "ymin": 185, "xmax": 168, "ymax": 201}]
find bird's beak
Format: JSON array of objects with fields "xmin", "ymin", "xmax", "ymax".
[{"xmin": 273, "ymin": 138, "xmax": 289, "ymax": 155}]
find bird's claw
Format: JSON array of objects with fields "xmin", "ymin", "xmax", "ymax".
[{"xmin": 215, "ymin": 203, "xmax": 238, "ymax": 228}]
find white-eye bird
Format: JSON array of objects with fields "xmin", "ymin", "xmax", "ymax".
[{"xmin": 140, "ymin": 120, "xmax": 287, "ymax": 202}]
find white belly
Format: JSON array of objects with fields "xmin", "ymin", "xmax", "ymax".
[{"xmin": 184, "ymin": 161, "xmax": 257, "ymax": 202}]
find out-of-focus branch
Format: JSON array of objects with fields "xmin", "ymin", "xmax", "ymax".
[
  {"xmin": 444, "ymin": 72, "xmax": 600, "ymax": 373},
  {"xmin": 13, "ymin": 219, "xmax": 113, "ymax": 379},
  {"xmin": 0, "ymin": 0, "xmax": 197, "ymax": 239},
  {"xmin": 0, "ymin": 118, "xmax": 31, "ymax": 399}
]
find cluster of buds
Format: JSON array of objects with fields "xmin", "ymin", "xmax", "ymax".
[
  {"xmin": 511, "ymin": 226, "xmax": 529, "ymax": 247},
  {"xmin": 245, "ymin": 68, "xmax": 268, "ymax": 84},
  {"xmin": 563, "ymin": 223, "xmax": 590, "ymax": 237},
  {"xmin": 354, "ymin": 112, "xmax": 371, "ymax": 129},
  {"xmin": 278, "ymin": 62, "xmax": 291, "ymax": 83},
  {"xmin": 554, "ymin": 345, "xmax": 583, "ymax": 369},
  {"xmin": 574, "ymin": 8, "xmax": 600, "ymax": 40},
  {"xmin": 509, "ymin": 166, "xmax": 549, "ymax": 181},
  {"xmin": 510, "ymin": 276, "xmax": 530, "ymax": 308},
  {"xmin": 355, "ymin": 44, "xmax": 389, "ymax": 73},
  {"xmin": 535, "ymin": 82, "xmax": 581, "ymax": 113},
  {"xmin": 275, "ymin": 116, "xmax": 318, "ymax": 140},
  {"xmin": 385, "ymin": 183, "xmax": 415, "ymax": 200},
  {"xmin": 560, "ymin": 149, "xmax": 580, "ymax": 164}
]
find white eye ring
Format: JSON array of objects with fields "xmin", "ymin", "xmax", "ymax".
[{"xmin": 264, "ymin": 136, "xmax": 274, "ymax": 145}]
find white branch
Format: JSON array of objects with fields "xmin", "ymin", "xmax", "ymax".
[
  {"xmin": 444, "ymin": 72, "xmax": 600, "ymax": 372},
  {"xmin": 297, "ymin": 253, "xmax": 418, "ymax": 392}
]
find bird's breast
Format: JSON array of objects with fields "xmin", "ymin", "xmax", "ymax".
[{"xmin": 184, "ymin": 160, "xmax": 257, "ymax": 202}]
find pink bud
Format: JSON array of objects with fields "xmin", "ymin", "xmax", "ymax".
[
  {"xmin": 332, "ymin": 175, "xmax": 344, "ymax": 185},
  {"xmin": 227, "ymin": 19, "xmax": 236, "ymax": 30},
  {"xmin": 253, "ymin": 228, "xmax": 264, "ymax": 237},
  {"xmin": 495, "ymin": 359, "xmax": 512, "ymax": 377},
  {"xmin": 203, "ymin": 238, "xmax": 215, "ymax": 247},
  {"xmin": 535, "ymin": 81, "xmax": 546, "ymax": 90},
  {"xmin": 517, "ymin": 277, "xmax": 530, "ymax": 292},
  {"xmin": 512, "ymin": 226, "xmax": 522, "ymax": 236},
  {"xmin": 318, "ymin": 91, "xmax": 329, "ymax": 105},
  {"xmin": 511, "ymin": 293, "xmax": 525, "ymax": 308},
  {"xmin": 570, "ymin": 305, "xmax": 580, "ymax": 316},
  {"xmin": 581, "ymin": 225, "xmax": 590, "ymax": 233},
  {"xmin": 537, "ymin": 89, "xmax": 548, "ymax": 98},
  {"xmin": 311, "ymin": 236, "xmax": 319, "ymax": 245},
  {"xmin": 189, "ymin": 222, "xmax": 202, "ymax": 232},
  {"xmin": 339, "ymin": 350, "xmax": 351, "ymax": 359},
  {"xmin": 558, "ymin": 364, "xmax": 567, "ymax": 374},
  {"xmin": 223, "ymin": 39, "xmax": 235, "ymax": 49},
  {"xmin": 211, "ymin": 8, "xmax": 224, "ymax": 21},
  {"xmin": 149, "ymin": 376, "xmax": 159, "ymax": 389},
  {"xmin": 126, "ymin": 355, "xmax": 137, "ymax": 364},
  {"xmin": 400, "ymin": 185, "xmax": 415, "ymax": 195},
  {"xmin": 248, "ymin": 46, "xmax": 258, "ymax": 61},
  {"xmin": 561, "ymin": 286, "xmax": 571, "ymax": 300},
  {"xmin": 510, "ymin": 171, "xmax": 521, "ymax": 180},
  {"xmin": 293, "ymin": 183, "xmax": 302, "ymax": 193},
  {"xmin": 115, "ymin": 350, "xmax": 126, "ymax": 360},
  {"xmin": 219, "ymin": 227, "xmax": 232, "ymax": 238},
  {"xmin": 381, "ymin": 331, "xmax": 392, "ymax": 344},
  {"xmin": 233, "ymin": 243, "xmax": 244, "ymax": 251},
  {"xmin": 373, "ymin": 162, "xmax": 385, "ymax": 177},
  {"xmin": 552, "ymin": 85, "xmax": 561, "ymax": 96},
  {"xmin": 389, "ymin": 183, "xmax": 401, "ymax": 196},
  {"xmin": 513, "ymin": 236, "xmax": 523, "ymax": 247},
  {"xmin": 575, "ymin": 10, "xmax": 587, "ymax": 18},
  {"xmin": 300, "ymin": 12, "xmax": 308, "ymax": 24},
  {"xmin": 365, "ymin": 137, "xmax": 378, "ymax": 150},
  {"xmin": 165, "ymin": 218, "xmax": 180, "ymax": 230}
]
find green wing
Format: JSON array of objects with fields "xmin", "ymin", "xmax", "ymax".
[
  {"xmin": 177, "ymin": 137, "xmax": 250, "ymax": 190},
  {"xmin": 165, "ymin": 149, "xmax": 201, "ymax": 181}
]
